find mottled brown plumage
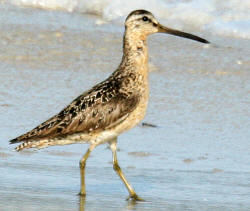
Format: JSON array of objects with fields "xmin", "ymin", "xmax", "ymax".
[
  {"xmin": 10, "ymin": 73, "xmax": 141, "ymax": 149},
  {"xmin": 9, "ymin": 10, "xmax": 209, "ymax": 200}
]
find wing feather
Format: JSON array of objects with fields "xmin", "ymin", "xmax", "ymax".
[{"xmin": 10, "ymin": 77, "xmax": 140, "ymax": 144}]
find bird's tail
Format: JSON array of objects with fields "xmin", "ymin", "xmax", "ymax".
[
  {"xmin": 13, "ymin": 137, "xmax": 86, "ymax": 151},
  {"xmin": 14, "ymin": 141, "xmax": 35, "ymax": 151}
]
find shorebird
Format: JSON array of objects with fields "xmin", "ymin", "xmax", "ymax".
[{"xmin": 10, "ymin": 10, "xmax": 209, "ymax": 201}]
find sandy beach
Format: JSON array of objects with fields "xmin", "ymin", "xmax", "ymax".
[{"xmin": 0, "ymin": 2, "xmax": 249, "ymax": 211}]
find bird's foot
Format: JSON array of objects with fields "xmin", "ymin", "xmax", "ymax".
[
  {"xmin": 78, "ymin": 191, "xmax": 86, "ymax": 197},
  {"xmin": 126, "ymin": 193, "xmax": 144, "ymax": 202}
]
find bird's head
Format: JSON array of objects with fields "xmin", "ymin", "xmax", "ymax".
[{"xmin": 125, "ymin": 10, "xmax": 209, "ymax": 44}]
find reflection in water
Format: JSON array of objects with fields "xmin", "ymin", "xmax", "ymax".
[
  {"xmin": 126, "ymin": 199, "xmax": 139, "ymax": 210},
  {"xmin": 79, "ymin": 196, "xmax": 86, "ymax": 211},
  {"xmin": 78, "ymin": 195, "xmax": 143, "ymax": 211}
]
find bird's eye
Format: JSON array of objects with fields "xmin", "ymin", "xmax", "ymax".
[{"xmin": 142, "ymin": 16, "xmax": 148, "ymax": 21}]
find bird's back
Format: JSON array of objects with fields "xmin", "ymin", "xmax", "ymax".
[{"xmin": 10, "ymin": 72, "xmax": 142, "ymax": 150}]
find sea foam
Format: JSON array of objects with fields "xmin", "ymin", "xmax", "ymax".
[{"xmin": 9, "ymin": 0, "xmax": 250, "ymax": 39}]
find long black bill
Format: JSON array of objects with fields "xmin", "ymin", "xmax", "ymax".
[{"xmin": 158, "ymin": 24, "xmax": 209, "ymax": 44}]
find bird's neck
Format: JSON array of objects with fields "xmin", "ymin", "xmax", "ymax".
[
  {"xmin": 111, "ymin": 30, "xmax": 149, "ymax": 98},
  {"xmin": 119, "ymin": 30, "xmax": 149, "ymax": 75}
]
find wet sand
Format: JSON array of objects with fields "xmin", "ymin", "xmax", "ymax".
[{"xmin": 0, "ymin": 5, "xmax": 250, "ymax": 211}]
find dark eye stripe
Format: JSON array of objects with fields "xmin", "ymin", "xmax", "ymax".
[{"xmin": 152, "ymin": 22, "xmax": 157, "ymax": 27}]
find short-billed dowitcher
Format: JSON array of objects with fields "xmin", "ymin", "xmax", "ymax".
[{"xmin": 10, "ymin": 10, "xmax": 209, "ymax": 201}]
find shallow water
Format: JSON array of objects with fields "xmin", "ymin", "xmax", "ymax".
[
  {"xmin": 7, "ymin": 0, "xmax": 250, "ymax": 39},
  {"xmin": 0, "ymin": 4, "xmax": 250, "ymax": 211}
]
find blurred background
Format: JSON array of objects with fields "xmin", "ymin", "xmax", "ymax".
[{"xmin": 0, "ymin": 0, "xmax": 249, "ymax": 210}]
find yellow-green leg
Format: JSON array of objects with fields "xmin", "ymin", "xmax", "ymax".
[
  {"xmin": 79, "ymin": 144, "xmax": 96, "ymax": 196},
  {"xmin": 109, "ymin": 138, "xmax": 144, "ymax": 201}
]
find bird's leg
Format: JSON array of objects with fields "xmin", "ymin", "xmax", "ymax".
[
  {"xmin": 109, "ymin": 138, "xmax": 144, "ymax": 201},
  {"xmin": 79, "ymin": 144, "xmax": 96, "ymax": 196}
]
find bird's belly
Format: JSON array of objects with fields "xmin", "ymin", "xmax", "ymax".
[
  {"xmin": 89, "ymin": 101, "xmax": 148, "ymax": 145},
  {"xmin": 113, "ymin": 93, "xmax": 149, "ymax": 134},
  {"xmin": 61, "ymin": 91, "xmax": 149, "ymax": 146}
]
